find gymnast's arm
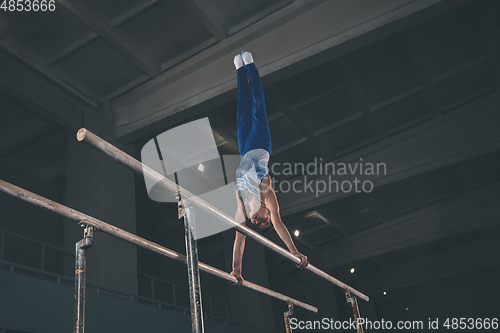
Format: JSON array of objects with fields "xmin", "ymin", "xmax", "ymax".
[
  {"xmin": 230, "ymin": 192, "xmax": 247, "ymax": 285},
  {"xmin": 261, "ymin": 176, "xmax": 309, "ymax": 269}
]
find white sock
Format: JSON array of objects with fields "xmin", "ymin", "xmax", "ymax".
[
  {"xmin": 234, "ymin": 54, "xmax": 243, "ymax": 70},
  {"xmin": 242, "ymin": 51, "xmax": 254, "ymax": 65}
]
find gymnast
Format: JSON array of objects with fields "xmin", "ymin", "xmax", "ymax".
[{"xmin": 230, "ymin": 51, "xmax": 308, "ymax": 286}]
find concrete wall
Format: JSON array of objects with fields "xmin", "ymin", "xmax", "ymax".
[{"xmin": 64, "ymin": 103, "xmax": 138, "ymax": 295}]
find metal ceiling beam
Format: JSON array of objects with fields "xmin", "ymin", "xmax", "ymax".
[
  {"xmin": 298, "ymin": 212, "xmax": 337, "ymax": 239},
  {"xmin": 157, "ymin": 219, "xmax": 185, "ymax": 240},
  {"xmin": 403, "ymin": 29, "xmax": 442, "ymax": 116},
  {"xmin": 40, "ymin": 132, "xmax": 68, "ymax": 151},
  {"xmin": 41, "ymin": 159, "xmax": 67, "ymax": 183},
  {"xmin": 103, "ymin": 75, "xmax": 150, "ymax": 101},
  {"xmin": 309, "ymin": 211, "xmax": 349, "ymax": 238},
  {"xmin": 431, "ymin": 56, "xmax": 487, "ymax": 85},
  {"xmin": 0, "ymin": 122, "xmax": 56, "ymax": 158},
  {"xmin": 455, "ymin": 164, "xmax": 471, "ymax": 193},
  {"xmin": 180, "ymin": 0, "xmax": 228, "ymax": 41},
  {"xmin": 263, "ymin": 222, "xmax": 320, "ymax": 254},
  {"xmin": 480, "ymin": 0, "xmax": 500, "ymax": 89},
  {"xmin": 272, "ymin": 138, "xmax": 306, "ymax": 156},
  {"xmin": 292, "ymin": 84, "xmax": 344, "ymax": 111},
  {"xmin": 111, "ymin": 0, "xmax": 324, "ymax": 106},
  {"xmin": 369, "ymin": 257, "xmax": 390, "ymax": 270},
  {"xmin": 56, "ymin": 0, "xmax": 161, "ymax": 78},
  {"xmin": 298, "ymin": 223, "xmax": 329, "ymax": 238},
  {"xmin": 330, "ymin": 60, "xmax": 386, "ymax": 141},
  {"xmin": 205, "ymin": 110, "xmax": 239, "ymax": 153},
  {"xmin": 113, "ymin": 0, "xmax": 447, "ymax": 142},
  {"xmin": 269, "ymin": 25, "xmax": 497, "ymax": 166},
  {"xmin": 265, "ymin": 59, "xmax": 453, "ymax": 159},
  {"xmin": 275, "ymin": 271, "xmax": 303, "ymax": 286},
  {"xmin": 358, "ymin": 194, "xmax": 388, "ymax": 223},
  {"xmin": 314, "ymin": 113, "xmax": 363, "ymax": 137},
  {"xmin": 0, "ymin": 39, "xmax": 101, "ymax": 109},
  {"xmin": 160, "ymin": 38, "xmax": 217, "ymax": 72},
  {"xmin": 322, "ymin": 183, "xmax": 500, "ymax": 268},
  {"xmin": 0, "ymin": 157, "xmax": 43, "ymax": 181},
  {"xmin": 407, "ymin": 179, "xmax": 428, "ymax": 209},
  {"xmin": 295, "ymin": 214, "xmax": 349, "ymax": 249},
  {"xmin": 213, "ymin": 133, "xmax": 228, "ymax": 147},
  {"xmin": 45, "ymin": 32, "xmax": 99, "ymax": 66},
  {"xmin": 110, "ymin": 0, "xmax": 161, "ymax": 28},
  {"xmin": 298, "ymin": 196, "xmax": 388, "ymax": 247},
  {"xmin": 0, "ymin": 49, "xmax": 83, "ymax": 131},
  {"xmin": 369, "ymin": 86, "xmax": 423, "ymax": 113},
  {"xmin": 277, "ymin": 92, "xmax": 500, "ymax": 216},
  {"xmin": 0, "ymin": 93, "xmax": 44, "ymax": 126},
  {"xmin": 294, "ymin": 236, "xmax": 320, "ymax": 254},
  {"xmin": 228, "ymin": 0, "xmax": 293, "ymax": 35}
]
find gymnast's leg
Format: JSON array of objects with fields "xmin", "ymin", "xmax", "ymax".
[
  {"xmin": 241, "ymin": 52, "xmax": 272, "ymax": 155},
  {"xmin": 235, "ymin": 54, "xmax": 253, "ymax": 156}
]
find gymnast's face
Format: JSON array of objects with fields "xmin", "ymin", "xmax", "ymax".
[{"xmin": 251, "ymin": 205, "xmax": 272, "ymax": 231}]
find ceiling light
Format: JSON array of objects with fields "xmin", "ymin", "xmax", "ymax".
[
  {"xmin": 294, "ymin": 230, "xmax": 300, "ymax": 237},
  {"xmin": 383, "ymin": 291, "xmax": 387, "ymax": 295},
  {"xmin": 198, "ymin": 164, "xmax": 205, "ymax": 172},
  {"xmin": 350, "ymin": 267, "xmax": 355, "ymax": 274}
]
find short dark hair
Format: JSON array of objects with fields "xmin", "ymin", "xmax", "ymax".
[
  {"xmin": 258, "ymin": 221, "xmax": 273, "ymax": 232},
  {"xmin": 259, "ymin": 209, "xmax": 273, "ymax": 232}
]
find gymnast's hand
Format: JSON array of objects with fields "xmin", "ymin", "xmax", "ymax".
[
  {"xmin": 293, "ymin": 252, "xmax": 309, "ymax": 269},
  {"xmin": 230, "ymin": 270, "xmax": 244, "ymax": 286}
]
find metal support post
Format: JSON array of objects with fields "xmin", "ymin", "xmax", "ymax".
[
  {"xmin": 183, "ymin": 206, "xmax": 204, "ymax": 333},
  {"xmin": 74, "ymin": 223, "xmax": 94, "ymax": 333},
  {"xmin": 345, "ymin": 290, "xmax": 364, "ymax": 333}
]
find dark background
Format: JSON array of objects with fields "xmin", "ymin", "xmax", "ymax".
[{"xmin": 0, "ymin": 0, "xmax": 499, "ymax": 332}]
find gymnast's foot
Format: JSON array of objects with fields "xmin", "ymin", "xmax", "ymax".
[
  {"xmin": 241, "ymin": 51, "xmax": 254, "ymax": 65},
  {"xmin": 234, "ymin": 53, "xmax": 243, "ymax": 70}
]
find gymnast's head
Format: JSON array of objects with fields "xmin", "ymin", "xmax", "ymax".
[{"xmin": 250, "ymin": 202, "xmax": 273, "ymax": 232}]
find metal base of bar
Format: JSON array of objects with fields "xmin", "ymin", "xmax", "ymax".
[
  {"xmin": 284, "ymin": 303, "xmax": 294, "ymax": 333},
  {"xmin": 74, "ymin": 225, "xmax": 93, "ymax": 333},
  {"xmin": 345, "ymin": 290, "xmax": 364, "ymax": 333},
  {"xmin": 0, "ymin": 179, "xmax": 317, "ymax": 313},
  {"xmin": 76, "ymin": 128, "xmax": 369, "ymax": 302}
]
